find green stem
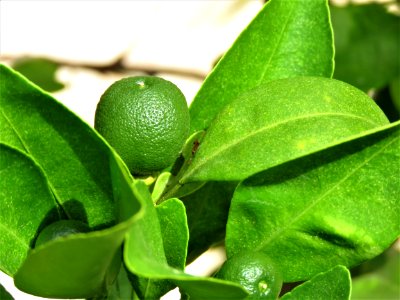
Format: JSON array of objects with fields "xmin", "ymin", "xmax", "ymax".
[
  {"xmin": 157, "ymin": 158, "xmax": 191, "ymax": 204},
  {"xmin": 157, "ymin": 130, "xmax": 206, "ymax": 203},
  {"xmin": 159, "ymin": 181, "xmax": 182, "ymax": 203}
]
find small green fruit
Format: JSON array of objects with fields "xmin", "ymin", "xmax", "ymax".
[
  {"xmin": 94, "ymin": 76, "xmax": 190, "ymax": 175},
  {"xmin": 215, "ymin": 252, "xmax": 282, "ymax": 299}
]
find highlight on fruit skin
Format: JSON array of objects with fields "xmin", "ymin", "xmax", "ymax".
[
  {"xmin": 215, "ymin": 251, "xmax": 283, "ymax": 299},
  {"xmin": 35, "ymin": 220, "xmax": 90, "ymax": 247},
  {"xmin": 94, "ymin": 76, "xmax": 190, "ymax": 175}
]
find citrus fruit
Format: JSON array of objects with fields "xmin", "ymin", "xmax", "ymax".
[
  {"xmin": 94, "ymin": 76, "xmax": 190, "ymax": 175},
  {"xmin": 215, "ymin": 252, "xmax": 282, "ymax": 299},
  {"xmin": 35, "ymin": 220, "xmax": 89, "ymax": 247}
]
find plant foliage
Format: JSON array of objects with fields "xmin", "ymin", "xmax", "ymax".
[{"xmin": 0, "ymin": 0, "xmax": 399, "ymax": 299}]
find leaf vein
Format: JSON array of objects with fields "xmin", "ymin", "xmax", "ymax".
[
  {"xmin": 257, "ymin": 2, "xmax": 295, "ymax": 84},
  {"xmin": 183, "ymin": 112, "xmax": 380, "ymax": 182},
  {"xmin": 254, "ymin": 134, "xmax": 399, "ymax": 251},
  {"xmin": 0, "ymin": 110, "xmax": 68, "ymax": 218},
  {"xmin": 0, "ymin": 222, "xmax": 29, "ymax": 250},
  {"xmin": 0, "ymin": 107, "xmax": 29, "ymax": 153}
]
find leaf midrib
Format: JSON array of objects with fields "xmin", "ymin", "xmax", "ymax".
[
  {"xmin": 253, "ymin": 134, "xmax": 399, "ymax": 253},
  {"xmin": 257, "ymin": 2, "xmax": 295, "ymax": 85},
  {"xmin": 182, "ymin": 112, "xmax": 380, "ymax": 182},
  {"xmin": 0, "ymin": 107, "xmax": 29, "ymax": 153},
  {"xmin": 0, "ymin": 108, "xmax": 72, "ymax": 218}
]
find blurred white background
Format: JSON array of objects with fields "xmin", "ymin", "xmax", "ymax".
[
  {"xmin": 0, "ymin": 1, "xmax": 263, "ymax": 299},
  {"xmin": 0, "ymin": 0, "xmax": 264, "ymax": 125}
]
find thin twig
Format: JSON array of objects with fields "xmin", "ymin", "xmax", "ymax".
[{"xmin": 0, "ymin": 54, "xmax": 208, "ymax": 80}]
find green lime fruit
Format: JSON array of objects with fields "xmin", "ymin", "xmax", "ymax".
[
  {"xmin": 35, "ymin": 220, "xmax": 89, "ymax": 247},
  {"xmin": 94, "ymin": 76, "xmax": 190, "ymax": 175},
  {"xmin": 215, "ymin": 252, "xmax": 282, "ymax": 299}
]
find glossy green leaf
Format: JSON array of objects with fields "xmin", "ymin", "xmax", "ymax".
[
  {"xmin": 12, "ymin": 57, "xmax": 64, "ymax": 92},
  {"xmin": 331, "ymin": 3, "xmax": 400, "ymax": 91},
  {"xmin": 181, "ymin": 131, "xmax": 205, "ymax": 161},
  {"xmin": 0, "ymin": 144, "xmax": 61, "ymax": 275},
  {"xmin": 351, "ymin": 248, "xmax": 400, "ymax": 299},
  {"xmin": 0, "ymin": 64, "xmax": 115, "ymax": 228},
  {"xmin": 170, "ymin": 181, "xmax": 205, "ymax": 201},
  {"xmin": 0, "ymin": 283, "xmax": 14, "ymax": 300},
  {"xmin": 123, "ymin": 181, "xmax": 249, "ymax": 299},
  {"xmin": 156, "ymin": 199, "xmax": 188, "ymax": 270},
  {"xmin": 281, "ymin": 266, "xmax": 351, "ymax": 300},
  {"xmin": 181, "ymin": 182, "xmax": 236, "ymax": 263},
  {"xmin": 226, "ymin": 122, "xmax": 400, "ymax": 282},
  {"xmin": 130, "ymin": 198, "xmax": 189, "ymax": 299},
  {"xmin": 151, "ymin": 172, "xmax": 172, "ymax": 203},
  {"xmin": 13, "ymin": 151, "xmax": 141, "ymax": 298},
  {"xmin": 189, "ymin": 0, "xmax": 334, "ymax": 133},
  {"xmin": 0, "ymin": 64, "xmax": 143, "ymax": 298},
  {"xmin": 183, "ymin": 77, "xmax": 388, "ymax": 183},
  {"xmin": 14, "ymin": 229, "xmax": 124, "ymax": 298}
]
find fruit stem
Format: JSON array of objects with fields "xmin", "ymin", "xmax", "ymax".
[{"xmin": 159, "ymin": 181, "xmax": 182, "ymax": 203}]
